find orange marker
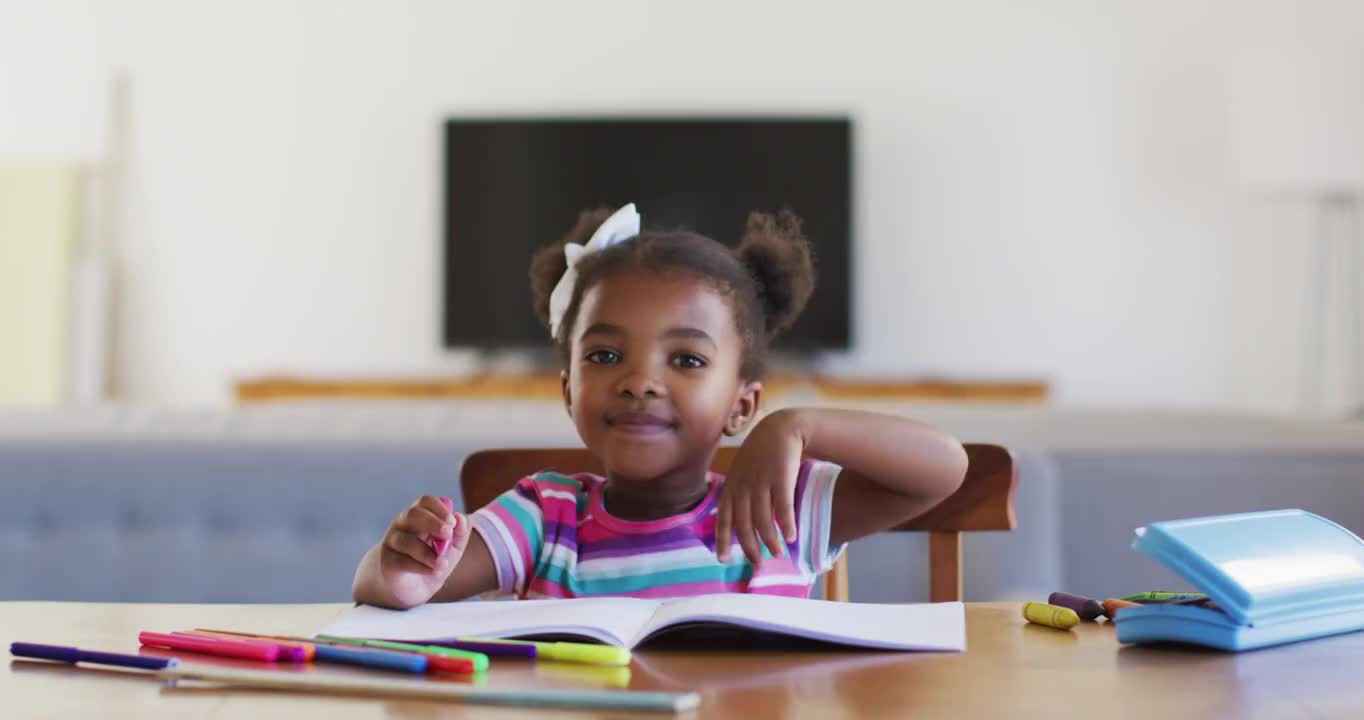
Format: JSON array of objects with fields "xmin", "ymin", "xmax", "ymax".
[{"xmin": 190, "ymin": 629, "xmax": 316, "ymax": 661}]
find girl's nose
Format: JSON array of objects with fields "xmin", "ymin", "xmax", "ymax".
[{"xmin": 615, "ymin": 367, "xmax": 665, "ymax": 399}]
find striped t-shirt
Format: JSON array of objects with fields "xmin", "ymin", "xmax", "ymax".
[{"xmin": 470, "ymin": 459, "xmax": 844, "ymax": 599}]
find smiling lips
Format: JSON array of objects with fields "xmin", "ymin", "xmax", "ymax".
[{"xmin": 606, "ymin": 411, "xmax": 675, "ymax": 435}]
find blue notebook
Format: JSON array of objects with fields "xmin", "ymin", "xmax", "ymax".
[{"xmin": 1115, "ymin": 509, "xmax": 1364, "ymax": 651}]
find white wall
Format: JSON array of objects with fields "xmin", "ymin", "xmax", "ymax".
[{"xmin": 3, "ymin": 0, "xmax": 1363, "ymax": 411}]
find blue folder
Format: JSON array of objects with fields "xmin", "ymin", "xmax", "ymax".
[{"xmin": 1115, "ymin": 509, "xmax": 1364, "ymax": 651}]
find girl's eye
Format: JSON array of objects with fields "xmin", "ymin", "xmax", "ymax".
[
  {"xmin": 585, "ymin": 349, "xmax": 620, "ymax": 365},
  {"xmin": 670, "ymin": 353, "xmax": 707, "ymax": 370}
]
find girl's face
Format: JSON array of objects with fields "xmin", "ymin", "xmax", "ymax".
[{"xmin": 562, "ymin": 271, "xmax": 761, "ymax": 481}]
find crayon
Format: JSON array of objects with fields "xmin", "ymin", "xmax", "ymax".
[
  {"xmin": 1022, "ymin": 602, "xmax": 1079, "ymax": 630},
  {"xmin": 1047, "ymin": 592, "xmax": 1105, "ymax": 622},
  {"xmin": 1101, "ymin": 598, "xmax": 1140, "ymax": 619}
]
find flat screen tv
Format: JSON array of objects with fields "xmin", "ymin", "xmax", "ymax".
[{"xmin": 443, "ymin": 117, "xmax": 851, "ymax": 351}]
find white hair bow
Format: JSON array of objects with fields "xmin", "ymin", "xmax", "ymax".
[{"xmin": 547, "ymin": 203, "xmax": 641, "ymax": 340}]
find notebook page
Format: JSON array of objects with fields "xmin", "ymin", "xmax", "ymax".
[
  {"xmin": 318, "ymin": 598, "xmax": 662, "ymax": 647},
  {"xmin": 637, "ymin": 594, "xmax": 965, "ymax": 651}
]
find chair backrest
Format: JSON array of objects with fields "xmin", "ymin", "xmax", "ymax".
[{"xmin": 460, "ymin": 443, "xmax": 1017, "ymax": 602}]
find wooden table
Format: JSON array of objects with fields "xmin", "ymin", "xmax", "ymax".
[{"xmin": 4, "ymin": 602, "xmax": 1363, "ymax": 718}]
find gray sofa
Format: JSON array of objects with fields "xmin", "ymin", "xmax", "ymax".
[{"xmin": 4, "ymin": 401, "xmax": 1362, "ymax": 604}]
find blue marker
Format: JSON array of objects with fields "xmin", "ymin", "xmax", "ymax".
[
  {"xmin": 11, "ymin": 642, "xmax": 179, "ymax": 671},
  {"xmin": 312, "ymin": 643, "xmax": 428, "ymax": 673}
]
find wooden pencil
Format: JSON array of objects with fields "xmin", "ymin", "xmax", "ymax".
[{"xmin": 158, "ymin": 664, "xmax": 699, "ymax": 713}]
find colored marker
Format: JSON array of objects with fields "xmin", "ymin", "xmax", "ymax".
[
  {"xmin": 140, "ymin": 632, "xmax": 280, "ymax": 662},
  {"xmin": 309, "ymin": 636, "xmax": 478, "ymax": 674},
  {"xmin": 311, "ymin": 643, "xmax": 429, "ymax": 673},
  {"xmin": 315, "ymin": 635, "xmax": 486, "ymax": 673},
  {"xmin": 175, "ymin": 632, "xmax": 307, "ymax": 662},
  {"xmin": 457, "ymin": 638, "xmax": 631, "ymax": 666},
  {"xmin": 11, "ymin": 642, "xmax": 178, "ymax": 671},
  {"xmin": 1119, "ymin": 592, "xmax": 1206, "ymax": 603},
  {"xmin": 1171, "ymin": 596, "xmax": 1217, "ymax": 607},
  {"xmin": 190, "ymin": 630, "xmax": 317, "ymax": 661},
  {"xmin": 218, "ymin": 629, "xmax": 526, "ymax": 663},
  {"xmin": 431, "ymin": 496, "xmax": 455, "ymax": 556},
  {"xmin": 419, "ymin": 638, "xmax": 537, "ymax": 659},
  {"xmin": 195, "ymin": 630, "xmax": 430, "ymax": 674}
]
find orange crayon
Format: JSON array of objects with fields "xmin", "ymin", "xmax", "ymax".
[{"xmin": 1101, "ymin": 598, "xmax": 1140, "ymax": 620}]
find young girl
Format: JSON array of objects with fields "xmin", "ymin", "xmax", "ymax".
[{"xmin": 353, "ymin": 204, "xmax": 968, "ymax": 608}]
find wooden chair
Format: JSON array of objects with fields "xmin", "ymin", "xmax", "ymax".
[{"xmin": 460, "ymin": 443, "xmax": 1017, "ymax": 602}]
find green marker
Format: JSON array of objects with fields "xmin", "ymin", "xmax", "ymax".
[
  {"xmin": 460, "ymin": 637, "xmax": 631, "ymax": 667},
  {"xmin": 315, "ymin": 635, "xmax": 490, "ymax": 672},
  {"xmin": 1119, "ymin": 591, "xmax": 1206, "ymax": 604}
]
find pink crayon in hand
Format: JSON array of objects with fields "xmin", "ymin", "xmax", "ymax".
[{"xmin": 430, "ymin": 496, "xmax": 454, "ymax": 556}]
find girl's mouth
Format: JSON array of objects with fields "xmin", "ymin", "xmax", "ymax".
[{"xmin": 605, "ymin": 411, "xmax": 675, "ymax": 434}]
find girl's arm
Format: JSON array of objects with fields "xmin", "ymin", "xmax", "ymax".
[
  {"xmin": 352, "ymin": 497, "xmax": 501, "ymax": 609},
  {"xmin": 790, "ymin": 408, "xmax": 968, "ymax": 546},
  {"xmin": 716, "ymin": 408, "xmax": 968, "ymax": 564}
]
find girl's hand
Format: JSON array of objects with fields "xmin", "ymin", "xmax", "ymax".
[
  {"xmin": 715, "ymin": 409, "xmax": 806, "ymax": 566},
  {"xmin": 377, "ymin": 495, "xmax": 471, "ymax": 608}
]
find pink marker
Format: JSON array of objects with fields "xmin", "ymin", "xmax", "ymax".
[
  {"xmin": 430, "ymin": 496, "xmax": 454, "ymax": 556},
  {"xmin": 173, "ymin": 631, "xmax": 308, "ymax": 662},
  {"xmin": 139, "ymin": 631, "xmax": 279, "ymax": 662}
]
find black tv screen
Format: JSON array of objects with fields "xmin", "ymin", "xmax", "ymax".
[{"xmin": 443, "ymin": 117, "xmax": 851, "ymax": 351}]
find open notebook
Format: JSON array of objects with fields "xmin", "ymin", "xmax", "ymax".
[{"xmin": 318, "ymin": 595, "xmax": 965, "ymax": 652}]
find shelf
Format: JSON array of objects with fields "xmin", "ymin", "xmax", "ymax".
[{"xmin": 235, "ymin": 374, "xmax": 1049, "ymax": 404}]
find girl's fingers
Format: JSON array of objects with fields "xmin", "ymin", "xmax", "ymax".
[
  {"xmin": 401, "ymin": 505, "xmax": 454, "ymax": 540},
  {"xmin": 447, "ymin": 513, "xmax": 472, "ymax": 555},
  {"xmin": 740, "ymin": 527, "xmax": 766, "ymax": 567},
  {"xmin": 382, "ymin": 549, "xmax": 435, "ymax": 577},
  {"xmin": 772, "ymin": 453, "xmax": 801, "ymax": 544},
  {"xmin": 751, "ymin": 488, "xmax": 785, "ymax": 558},
  {"xmin": 385, "ymin": 529, "xmax": 439, "ymax": 571},
  {"xmin": 774, "ymin": 487, "xmax": 798, "ymax": 545},
  {"xmin": 732, "ymin": 491, "xmax": 764, "ymax": 566},
  {"xmin": 714, "ymin": 488, "xmax": 733, "ymax": 562},
  {"xmin": 417, "ymin": 495, "xmax": 455, "ymax": 523}
]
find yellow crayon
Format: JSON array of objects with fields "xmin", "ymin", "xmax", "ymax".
[{"xmin": 1022, "ymin": 601, "xmax": 1079, "ymax": 630}]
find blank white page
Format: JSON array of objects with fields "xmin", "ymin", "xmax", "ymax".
[{"xmin": 640, "ymin": 595, "xmax": 966, "ymax": 651}]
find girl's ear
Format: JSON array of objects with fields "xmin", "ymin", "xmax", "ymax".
[
  {"xmin": 723, "ymin": 380, "xmax": 763, "ymax": 436},
  {"xmin": 561, "ymin": 369, "xmax": 573, "ymax": 419}
]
